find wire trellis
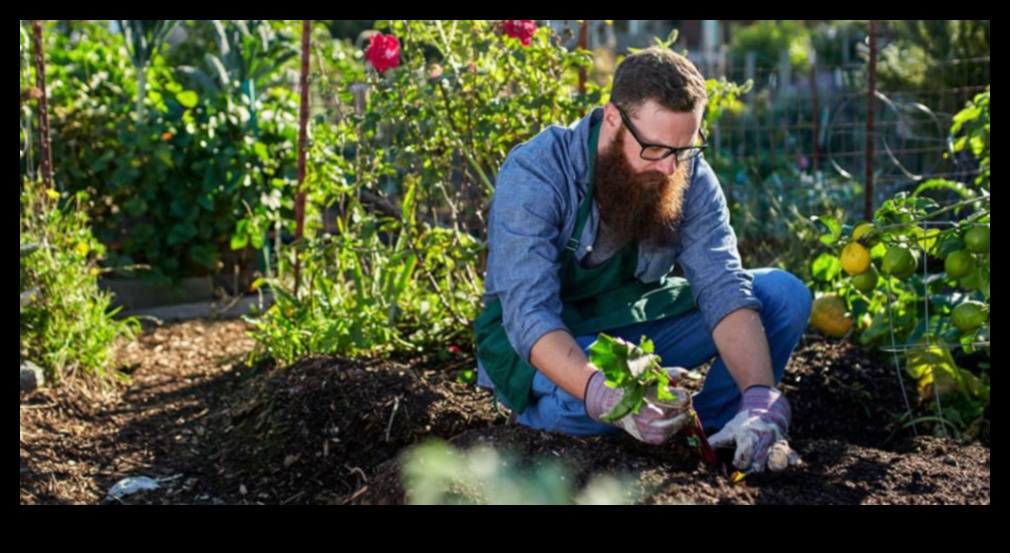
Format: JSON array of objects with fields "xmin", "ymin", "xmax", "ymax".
[
  {"xmin": 710, "ymin": 57, "xmax": 989, "ymax": 245},
  {"xmin": 876, "ymin": 219, "xmax": 989, "ymax": 439}
]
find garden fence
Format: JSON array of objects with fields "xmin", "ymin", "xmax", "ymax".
[{"xmin": 706, "ymin": 57, "xmax": 989, "ymax": 249}]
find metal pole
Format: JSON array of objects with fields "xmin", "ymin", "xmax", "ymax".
[
  {"xmin": 31, "ymin": 20, "xmax": 53, "ymax": 196},
  {"xmin": 294, "ymin": 19, "xmax": 311, "ymax": 296},
  {"xmin": 809, "ymin": 47, "xmax": 822, "ymax": 172},
  {"xmin": 865, "ymin": 20, "xmax": 878, "ymax": 222}
]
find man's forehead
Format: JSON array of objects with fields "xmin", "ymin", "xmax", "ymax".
[{"xmin": 627, "ymin": 102, "xmax": 701, "ymax": 145}]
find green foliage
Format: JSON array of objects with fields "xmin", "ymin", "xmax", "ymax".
[
  {"xmin": 117, "ymin": 19, "xmax": 181, "ymax": 66},
  {"xmin": 951, "ymin": 88, "xmax": 989, "ymax": 189},
  {"xmin": 402, "ymin": 440, "xmax": 636, "ymax": 505},
  {"xmin": 20, "ymin": 180, "xmax": 139, "ymax": 384},
  {"xmin": 248, "ymin": 20, "xmax": 605, "ymax": 362},
  {"xmin": 728, "ymin": 20, "xmax": 812, "ymax": 77},
  {"xmin": 588, "ymin": 335, "xmax": 674, "ymax": 423},
  {"xmin": 34, "ymin": 21, "xmax": 299, "ymax": 285},
  {"xmin": 177, "ymin": 20, "xmax": 299, "ymax": 102},
  {"xmin": 326, "ymin": 20, "xmax": 376, "ymax": 40},
  {"xmin": 20, "ymin": 21, "xmax": 33, "ymax": 166},
  {"xmin": 115, "ymin": 20, "xmax": 182, "ymax": 119},
  {"xmin": 808, "ymin": 91, "xmax": 990, "ymax": 439},
  {"xmin": 876, "ymin": 21, "xmax": 989, "ymax": 113}
]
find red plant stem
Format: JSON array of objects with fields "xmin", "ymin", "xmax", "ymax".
[
  {"xmin": 294, "ymin": 19, "xmax": 311, "ymax": 295},
  {"xmin": 865, "ymin": 20, "xmax": 878, "ymax": 222},
  {"xmin": 31, "ymin": 20, "xmax": 54, "ymax": 196},
  {"xmin": 684, "ymin": 410, "xmax": 719, "ymax": 466}
]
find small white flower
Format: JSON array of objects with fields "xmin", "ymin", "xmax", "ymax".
[{"xmin": 21, "ymin": 290, "xmax": 38, "ymax": 308}]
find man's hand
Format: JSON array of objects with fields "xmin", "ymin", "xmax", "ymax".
[
  {"xmin": 584, "ymin": 369, "xmax": 693, "ymax": 445},
  {"xmin": 708, "ymin": 386, "xmax": 801, "ymax": 473}
]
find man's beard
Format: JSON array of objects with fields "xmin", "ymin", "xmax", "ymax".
[{"xmin": 594, "ymin": 130, "xmax": 689, "ymax": 249}]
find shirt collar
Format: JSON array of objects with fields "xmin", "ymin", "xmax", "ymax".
[{"xmin": 570, "ymin": 107, "xmax": 606, "ymax": 192}]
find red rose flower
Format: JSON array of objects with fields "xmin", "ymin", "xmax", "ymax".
[
  {"xmin": 502, "ymin": 20, "xmax": 537, "ymax": 47},
  {"xmin": 365, "ymin": 33, "xmax": 401, "ymax": 73}
]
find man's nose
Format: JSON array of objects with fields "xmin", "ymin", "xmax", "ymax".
[{"xmin": 654, "ymin": 155, "xmax": 678, "ymax": 176}]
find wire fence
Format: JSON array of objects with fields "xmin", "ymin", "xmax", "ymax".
[{"xmin": 705, "ymin": 57, "xmax": 989, "ymax": 245}]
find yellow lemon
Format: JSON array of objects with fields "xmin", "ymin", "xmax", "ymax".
[
  {"xmin": 853, "ymin": 223, "xmax": 876, "ymax": 244},
  {"xmin": 810, "ymin": 295, "xmax": 853, "ymax": 338},
  {"xmin": 841, "ymin": 243, "xmax": 872, "ymax": 276}
]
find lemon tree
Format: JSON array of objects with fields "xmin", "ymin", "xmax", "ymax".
[{"xmin": 808, "ymin": 89, "xmax": 990, "ymax": 440}]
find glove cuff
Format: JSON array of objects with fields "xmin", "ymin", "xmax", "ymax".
[
  {"xmin": 741, "ymin": 386, "xmax": 778, "ymax": 410},
  {"xmin": 741, "ymin": 386, "xmax": 792, "ymax": 432},
  {"xmin": 584, "ymin": 371, "xmax": 616, "ymax": 423}
]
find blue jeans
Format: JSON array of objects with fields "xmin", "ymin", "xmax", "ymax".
[{"xmin": 496, "ymin": 269, "xmax": 812, "ymax": 435}]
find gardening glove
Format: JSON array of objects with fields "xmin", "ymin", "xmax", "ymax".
[
  {"xmin": 708, "ymin": 386, "xmax": 802, "ymax": 474},
  {"xmin": 585, "ymin": 368, "xmax": 693, "ymax": 446}
]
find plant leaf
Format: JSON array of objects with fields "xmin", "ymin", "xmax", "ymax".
[
  {"xmin": 812, "ymin": 253, "xmax": 842, "ymax": 283},
  {"xmin": 814, "ymin": 215, "xmax": 842, "ymax": 246},
  {"xmin": 176, "ymin": 90, "xmax": 199, "ymax": 109}
]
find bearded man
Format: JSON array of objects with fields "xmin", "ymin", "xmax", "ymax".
[{"xmin": 474, "ymin": 48, "xmax": 812, "ymax": 474}]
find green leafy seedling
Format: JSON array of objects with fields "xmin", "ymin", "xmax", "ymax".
[
  {"xmin": 588, "ymin": 334, "xmax": 674, "ymax": 423},
  {"xmin": 589, "ymin": 333, "xmax": 718, "ymax": 466}
]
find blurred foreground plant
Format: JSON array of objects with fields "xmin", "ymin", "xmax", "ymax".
[{"xmin": 402, "ymin": 440, "xmax": 637, "ymax": 506}]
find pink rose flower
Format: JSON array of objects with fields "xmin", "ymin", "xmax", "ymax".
[
  {"xmin": 502, "ymin": 20, "xmax": 537, "ymax": 47},
  {"xmin": 365, "ymin": 33, "xmax": 401, "ymax": 73}
]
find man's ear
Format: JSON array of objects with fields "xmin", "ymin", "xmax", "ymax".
[{"xmin": 602, "ymin": 103, "xmax": 622, "ymax": 130}]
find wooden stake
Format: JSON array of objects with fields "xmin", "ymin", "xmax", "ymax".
[
  {"xmin": 865, "ymin": 20, "xmax": 878, "ymax": 222},
  {"xmin": 294, "ymin": 20, "xmax": 311, "ymax": 295},
  {"xmin": 31, "ymin": 20, "xmax": 54, "ymax": 196},
  {"xmin": 578, "ymin": 20, "xmax": 589, "ymax": 96}
]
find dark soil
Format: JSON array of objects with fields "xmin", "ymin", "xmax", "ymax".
[{"xmin": 20, "ymin": 321, "xmax": 990, "ymax": 505}]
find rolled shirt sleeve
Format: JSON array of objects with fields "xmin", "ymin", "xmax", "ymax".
[{"xmin": 676, "ymin": 158, "xmax": 763, "ymax": 332}]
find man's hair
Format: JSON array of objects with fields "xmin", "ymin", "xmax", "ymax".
[{"xmin": 611, "ymin": 47, "xmax": 708, "ymax": 115}]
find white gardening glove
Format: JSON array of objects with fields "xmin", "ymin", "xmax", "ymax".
[
  {"xmin": 708, "ymin": 386, "xmax": 802, "ymax": 474},
  {"xmin": 585, "ymin": 368, "xmax": 693, "ymax": 445}
]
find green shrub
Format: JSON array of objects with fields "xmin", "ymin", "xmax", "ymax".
[
  {"xmin": 728, "ymin": 20, "xmax": 812, "ymax": 77},
  {"xmin": 33, "ymin": 21, "xmax": 299, "ymax": 285},
  {"xmin": 20, "ymin": 180, "xmax": 139, "ymax": 384},
  {"xmin": 247, "ymin": 20, "xmax": 604, "ymax": 363}
]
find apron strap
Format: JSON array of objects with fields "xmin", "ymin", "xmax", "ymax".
[{"xmin": 565, "ymin": 121, "xmax": 601, "ymax": 257}]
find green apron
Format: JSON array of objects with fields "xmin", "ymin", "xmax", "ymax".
[{"xmin": 474, "ymin": 122, "xmax": 695, "ymax": 413}]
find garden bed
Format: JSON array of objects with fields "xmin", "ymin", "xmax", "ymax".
[{"xmin": 20, "ymin": 320, "xmax": 989, "ymax": 505}]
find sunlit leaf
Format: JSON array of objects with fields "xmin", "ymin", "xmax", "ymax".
[
  {"xmin": 176, "ymin": 90, "xmax": 199, "ymax": 109},
  {"xmin": 813, "ymin": 216, "xmax": 842, "ymax": 246},
  {"xmin": 812, "ymin": 253, "xmax": 842, "ymax": 283}
]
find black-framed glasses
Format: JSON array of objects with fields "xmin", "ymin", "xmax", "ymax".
[{"xmin": 616, "ymin": 105, "xmax": 708, "ymax": 163}]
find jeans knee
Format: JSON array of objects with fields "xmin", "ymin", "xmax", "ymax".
[{"xmin": 752, "ymin": 269, "xmax": 812, "ymax": 335}]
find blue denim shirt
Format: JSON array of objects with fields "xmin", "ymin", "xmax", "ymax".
[{"xmin": 483, "ymin": 108, "xmax": 762, "ymax": 364}]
